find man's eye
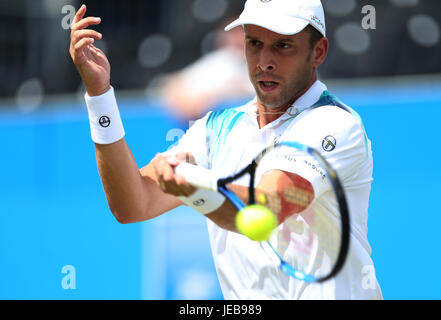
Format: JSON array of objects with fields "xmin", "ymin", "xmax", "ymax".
[
  {"xmin": 278, "ymin": 42, "xmax": 289, "ymax": 49},
  {"xmin": 247, "ymin": 39, "xmax": 261, "ymax": 47}
]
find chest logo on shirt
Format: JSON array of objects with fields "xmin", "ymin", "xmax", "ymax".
[
  {"xmin": 322, "ymin": 135, "xmax": 336, "ymax": 152},
  {"xmin": 273, "ymin": 135, "xmax": 282, "ymax": 145}
]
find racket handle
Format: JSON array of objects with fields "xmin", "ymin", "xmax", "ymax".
[{"xmin": 174, "ymin": 162, "xmax": 218, "ymax": 191}]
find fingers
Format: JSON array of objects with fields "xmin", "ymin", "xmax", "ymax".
[
  {"xmin": 167, "ymin": 154, "xmax": 179, "ymax": 166},
  {"xmin": 70, "ymin": 14, "xmax": 103, "ymax": 60},
  {"xmin": 90, "ymin": 44, "xmax": 104, "ymax": 55},
  {"xmin": 71, "ymin": 29, "xmax": 103, "ymax": 50},
  {"xmin": 152, "ymin": 155, "xmax": 173, "ymax": 188},
  {"xmin": 161, "ymin": 157, "xmax": 177, "ymax": 182},
  {"xmin": 89, "ymin": 45, "xmax": 107, "ymax": 61},
  {"xmin": 71, "ymin": 5, "xmax": 101, "ymax": 40},
  {"xmin": 74, "ymin": 37, "xmax": 95, "ymax": 51},
  {"xmin": 72, "ymin": 29, "xmax": 102, "ymax": 45},
  {"xmin": 71, "ymin": 16, "xmax": 101, "ymax": 32},
  {"xmin": 73, "ymin": 4, "xmax": 86, "ymax": 24},
  {"xmin": 175, "ymin": 152, "xmax": 196, "ymax": 165},
  {"xmin": 152, "ymin": 155, "xmax": 195, "ymax": 196},
  {"xmin": 70, "ymin": 5, "xmax": 102, "ymax": 57}
]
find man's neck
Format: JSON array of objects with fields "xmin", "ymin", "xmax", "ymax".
[{"xmin": 257, "ymin": 75, "xmax": 318, "ymax": 128}]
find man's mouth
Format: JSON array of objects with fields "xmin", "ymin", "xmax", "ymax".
[{"xmin": 258, "ymin": 81, "xmax": 279, "ymax": 92}]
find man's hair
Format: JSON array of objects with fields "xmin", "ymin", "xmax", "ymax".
[{"xmin": 305, "ymin": 24, "xmax": 323, "ymax": 50}]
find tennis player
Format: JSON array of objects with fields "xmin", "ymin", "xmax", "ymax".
[{"xmin": 70, "ymin": 0, "xmax": 383, "ymax": 299}]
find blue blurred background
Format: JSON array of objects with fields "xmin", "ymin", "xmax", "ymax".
[{"xmin": 1, "ymin": 0, "xmax": 441, "ymax": 300}]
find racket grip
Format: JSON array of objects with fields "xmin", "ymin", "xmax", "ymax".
[{"xmin": 174, "ymin": 162, "xmax": 218, "ymax": 191}]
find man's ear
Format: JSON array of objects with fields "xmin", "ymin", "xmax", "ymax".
[{"xmin": 313, "ymin": 37, "xmax": 329, "ymax": 68}]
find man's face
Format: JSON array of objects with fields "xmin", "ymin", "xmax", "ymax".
[{"xmin": 244, "ymin": 25, "xmax": 316, "ymax": 110}]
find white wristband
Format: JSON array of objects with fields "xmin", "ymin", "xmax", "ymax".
[
  {"xmin": 178, "ymin": 189, "xmax": 225, "ymax": 215},
  {"xmin": 85, "ymin": 86, "xmax": 125, "ymax": 144}
]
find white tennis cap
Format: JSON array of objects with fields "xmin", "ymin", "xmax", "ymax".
[{"xmin": 225, "ymin": 0, "xmax": 326, "ymax": 37}]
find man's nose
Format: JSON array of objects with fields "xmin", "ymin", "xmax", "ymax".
[{"xmin": 257, "ymin": 47, "xmax": 276, "ymax": 72}]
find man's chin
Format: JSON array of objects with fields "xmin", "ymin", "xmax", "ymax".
[{"xmin": 257, "ymin": 96, "xmax": 286, "ymax": 110}]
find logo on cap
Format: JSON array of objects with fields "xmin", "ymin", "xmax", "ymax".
[
  {"xmin": 311, "ymin": 15, "xmax": 325, "ymax": 31},
  {"xmin": 322, "ymin": 135, "xmax": 336, "ymax": 152}
]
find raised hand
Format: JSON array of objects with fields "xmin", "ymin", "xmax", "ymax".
[{"xmin": 69, "ymin": 4, "xmax": 110, "ymax": 97}]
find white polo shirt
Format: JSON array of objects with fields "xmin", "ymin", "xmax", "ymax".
[{"xmin": 167, "ymin": 80, "xmax": 383, "ymax": 300}]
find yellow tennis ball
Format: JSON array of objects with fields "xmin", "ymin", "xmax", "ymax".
[{"xmin": 236, "ymin": 204, "xmax": 278, "ymax": 241}]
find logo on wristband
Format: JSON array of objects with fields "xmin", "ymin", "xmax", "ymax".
[
  {"xmin": 193, "ymin": 199, "xmax": 206, "ymax": 207},
  {"xmin": 99, "ymin": 116, "xmax": 111, "ymax": 128}
]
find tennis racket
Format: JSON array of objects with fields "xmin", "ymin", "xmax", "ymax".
[{"xmin": 175, "ymin": 140, "xmax": 350, "ymax": 283}]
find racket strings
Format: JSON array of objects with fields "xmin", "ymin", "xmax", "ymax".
[
  {"xmin": 283, "ymin": 186, "xmax": 314, "ymax": 208},
  {"xmin": 254, "ymin": 184, "xmax": 315, "ymax": 226},
  {"xmin": 258, "ymin": 192, "xmax": 281, "ymax": 215}
]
